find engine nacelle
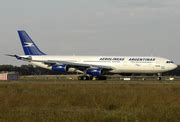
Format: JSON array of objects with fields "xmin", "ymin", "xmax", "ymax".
[
  {"xmin": 52, "ymin": 65, "xmax": 67, "ymax": 73},
  {"xmin": 86, "ymin": 68, "xmax": 102, "ymax": 77}
]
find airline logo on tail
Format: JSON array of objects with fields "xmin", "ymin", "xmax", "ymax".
[{"xmin": 24, "ymin": 42, "xmax": 34, "ymax": 47}]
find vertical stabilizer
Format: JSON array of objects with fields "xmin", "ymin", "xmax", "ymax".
[{"xmin": 18, "ymin": 30, "xmax": 46, "ymax": 55}]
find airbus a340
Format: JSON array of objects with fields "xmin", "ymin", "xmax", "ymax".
[{"xmin": 7, "ymin": 31, "xmax": 177, "ymax": 80}]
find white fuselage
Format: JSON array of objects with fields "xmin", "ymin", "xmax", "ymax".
[{"xmin": 26, "ymin": 56, "xmax": 177, "ymax": 74}]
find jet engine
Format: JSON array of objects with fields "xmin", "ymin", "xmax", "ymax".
[
  {"xmin": 52, "ymin": 65, "xmax": 67, "ymax": 73},
  {"xmin": 86, "ymin": 68, "xmax": 102, "ymax": 76}
]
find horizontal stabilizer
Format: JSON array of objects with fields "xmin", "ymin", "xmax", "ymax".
[{"xmin": 5, "ymin": 54, "xmax": 32, "ymax": 61}]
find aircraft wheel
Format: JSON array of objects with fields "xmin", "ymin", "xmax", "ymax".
[
  {"xmin": 97, "ymin": 76, "xmax": 107, "ymax": 80},
  {"xmin": 89, "ymin": 76, "xmax": 93, "ymax": 80},
  {"xmin": 102, "ymin": 76, "xmax": 107, "ymax": 80},
  {"xmin": 157, "ymin": 77, "xmax": 162, "ymax": 80},
  {"xmin": 78, "ymin": 76, "xmax": 90, "ymax": 80},
  {"xmin": 78, "ymin": 76, "xmax": 82, "ymax": 80},
  {"xmin": 78, "ymin": 76, "xmax": 107, "ymax": 80}
]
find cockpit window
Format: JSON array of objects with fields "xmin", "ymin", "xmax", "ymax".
[{"xmin": 166, "ymin": 61, "xmax": 174, "ymax": 63}]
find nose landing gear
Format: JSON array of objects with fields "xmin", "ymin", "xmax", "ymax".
[{"xmin": 157, "ymin": 73, "xmax": 162, "ymax": 80}]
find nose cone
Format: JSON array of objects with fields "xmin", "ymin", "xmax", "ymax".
[{"xmin": 171, "ymin": 64, "xmax": 178, "ymax": 70}]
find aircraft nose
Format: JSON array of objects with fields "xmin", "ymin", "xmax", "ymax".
[{"xmin": 172, "ymin": 64, "xmax": 178, "ymax": 70}]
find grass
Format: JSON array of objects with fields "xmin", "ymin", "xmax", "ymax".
[{"xmin": 0, "ymin": 81, "xmax": 179, "ymax": 122}]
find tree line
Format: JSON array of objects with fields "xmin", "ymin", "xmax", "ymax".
[
  {"xmin": 0, "ymin": 65, "xmax": 180, "ymax": 76},
  {"xmin": 0, "ymin": 65, "xmax": 61, "ymax": 75}
]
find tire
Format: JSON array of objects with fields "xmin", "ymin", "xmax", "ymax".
[
  {"xmin": 82, "ymin": 76, "xmax": 87, "ymax": 80},
  {"xmin": 157, "ymin": 77, "xmax": 162, "ymax": 80},
  {"xmin": 89, "ymin": 76, "xmax": 93, "ymax": 80},
  {"xmin": 78, "ymin": 76, "xmax": 82, "ymax": 80},
  {"xmin": 78, "ymin": 76, "xmax": 90, "ymax": 80},
  {"xmin": 98, "ymin": 76, "xmax": 107, "ymax": 80}
]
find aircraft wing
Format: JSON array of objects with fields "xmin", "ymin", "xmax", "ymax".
[
  {"xmin": 36, "ymin": 60, "xmax": 113, "ymax": 70},
  {"xmin": 6, "ymin": 54, "xmax": 113, "ymax": 70},
  {"xmin": 48, "ymin": 60, "xmax": 112, "ymax": 69}
]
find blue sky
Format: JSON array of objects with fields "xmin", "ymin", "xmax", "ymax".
[{"xmin": 0, "ymin": 0, "xmax": 180, "ymax": 65}]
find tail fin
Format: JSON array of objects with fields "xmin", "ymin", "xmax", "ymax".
[{"xmin": 18, "ymin": 30, "xmax": 46, "ymax": 55}]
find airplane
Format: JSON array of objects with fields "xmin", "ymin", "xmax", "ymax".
[{"xmin": 7, "ymin": 30, "xmax": 178, "ymax": 80}]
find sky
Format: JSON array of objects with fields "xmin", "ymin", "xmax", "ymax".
[{"xmin": 0, "ymin": 0, "xmax": 180, "ymax": 65}]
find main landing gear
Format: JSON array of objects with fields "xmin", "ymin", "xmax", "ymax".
[{"xmin": 78, "ymin": 76, "xmax": 107, "ymax": 80}]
